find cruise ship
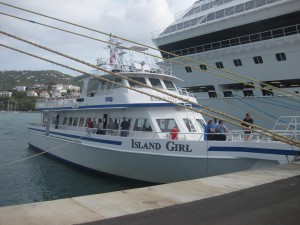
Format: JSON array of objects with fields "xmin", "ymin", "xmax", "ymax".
[{"xmin": 152, "ymin": 0, "xmax": 300, "ymax": 129}]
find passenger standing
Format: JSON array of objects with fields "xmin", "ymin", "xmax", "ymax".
[
  {"xmin": 216, "ymin": 120, "xmax": 229, "ymax": 134},
  {"xmin": 96, "ymin": 119, "xmax": 104, "ymax": 134},
  {"xmin": 204, "ymin": 120, "xmax": 215, "ymax": 140},
  {"xmin": 55, "ymin": 114, "xmax": 59, "ymax": 129},
  {"xmin": 87, "ymin": 118, "xmax": 94, "ymax": 128},
  {"xmin": 215, "ymin": 120, "xmax": 229, "ymax": 141},
  {"xmin": 241, "ymin": 113, "xmax": 254, "ymax": 141},
  {"xmin": 86, "ymin": 118, "xmax": 94, "ymax": 134},
  {"xmin": 120, "ymin": 117, "xmax": 130, "ymax": 137},
  {"xmin": 170, "ymin": 126, "xmax": 179, "ymax": 140},
  {"xmin": 212, "ymin": 118, "xmax": 219, "ymax": 130},
  {"xmin": 106, "ymin": 118, "xmax": 115, "ymax": 135}
]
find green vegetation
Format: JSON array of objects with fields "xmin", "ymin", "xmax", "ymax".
[
  {"xmin": 0, "ymin": 70, "xmax": 79, "ymax": 90},
  {"xmin": 0, "ymin": 70, "xmax": 84, "ymax": 111},
  {"xmin": 0, "ymin": 93, "xmax": 37, "ymax": 112}
]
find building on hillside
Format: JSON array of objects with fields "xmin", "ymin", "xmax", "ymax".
[
  {"xmin": 52, "ymin": 91, "xmax": 62, "ymax": 98},
  {"xmin": 15, "ymin": 86, "xmax": 26, "ymax": 92},
  {"xmin": 27, "ymin": 90, "xmax": 38, "ymax": 97},
  {"xmin": 0, "ymin": 91, "xmax": 12, "ymax": 97},
  {"xmin": 63, "ymin": 85, "xmax": 80, "ymax": 92},
  {"xmin": 39, "ymin": 91, "xmax": 50, "ymax": 98},
  {"xmin": 52, "ymin": 84, "xmax": 63, "ymax": 91},
  {"xmin": 72, "ymin": 92, "xmax": 81, "ymax": 97}
]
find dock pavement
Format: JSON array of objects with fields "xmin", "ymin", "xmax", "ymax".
[{"xmin": 0, "ymin": 162, "xmax": 300, "ymax": 225}]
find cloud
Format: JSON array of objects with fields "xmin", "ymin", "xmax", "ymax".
[{"xmin": 0, "ymin": 0, "xmax": 194, "ymax": 75}]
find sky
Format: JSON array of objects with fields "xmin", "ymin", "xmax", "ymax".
[{"xmin": 0, "ymin": 0, "xmax": 195, "ymax": 76}]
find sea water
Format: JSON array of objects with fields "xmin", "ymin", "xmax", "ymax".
[{"xmin": 0, "ymin": 112, "xmax": 151, "ymax": 207}]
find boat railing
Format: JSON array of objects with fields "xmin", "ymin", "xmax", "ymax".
[
  {"xmin": 176, "ymin": 87, "xmax": 195, "ymax": 98},
  {"xmin": 36, "ymin": 95, "xmax": 76, "ymax": 103},
  {"xmin": 28, "ymin": 122, "xmax": 299, "ymax": 142},
  {"xmin": 159, "ymin": 23, "xmax": 300, "ymax": 58},
  {"xmin": 91, "ymin": 62, "xmax": 172, "ymax": 76}
]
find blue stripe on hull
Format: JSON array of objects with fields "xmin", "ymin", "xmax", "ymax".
[
  {"xmin": 28, "ymin": 127, "xmax": 122, "ymax": 145},
  {"xmin": 208, "ymin": 146, "xmax": 298, "ymax": 156}
]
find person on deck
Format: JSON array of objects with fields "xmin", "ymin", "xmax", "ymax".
[
  {"xmin": 204, "ymin": 120, "xmax": 215, "ymax": 140},
  {"xmin": 120, "ymin": 117, "xmax": 130, "ymax": 137},
  {"xmin": 241, "ymin": 113, "xmax": 254, "ymax": 141},
  {"xmin": 170, "ymin": 126, "xmax": 179, "ymax": 140},
  {"xmin": 106, "ymin": 118, "xmax": 115, "ymax": 135}
]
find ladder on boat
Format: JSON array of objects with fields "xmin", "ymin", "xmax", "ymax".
[{"xmin": 184, "ymin": 102, "xmax": 197, "ymax": 132}]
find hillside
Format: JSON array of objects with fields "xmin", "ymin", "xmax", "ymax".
[{"xmin": 0, "ymin": 70, "xmax": 81, "ymax": 90}]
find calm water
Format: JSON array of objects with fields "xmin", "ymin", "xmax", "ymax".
[{"xmin": 0, "ymin": 112, "xmax": 151, "ymax": 207}]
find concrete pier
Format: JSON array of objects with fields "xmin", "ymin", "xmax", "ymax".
[{"xmin": 1, "ymin": 162, "xmax": 300, "ymax": 225}]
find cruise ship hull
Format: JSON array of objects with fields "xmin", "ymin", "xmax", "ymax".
[{"xmin": 153, "ymin": 0, "xmax": 300, "ymax": 129}]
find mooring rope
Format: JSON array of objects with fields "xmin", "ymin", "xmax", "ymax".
[
  {"xmin": 1, "ymin": 38, "xmax": 299, "ymax": 148},
  {"xmin": 0, "ymin": 6, "xmax": 299, "ymax": 100}
]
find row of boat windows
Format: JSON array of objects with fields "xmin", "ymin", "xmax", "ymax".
[
  {"xmin": 52, "ymin": 116, "xmax": 204, "ymax": 133},
  {"xmin": 185, "ymin": 53, "xmax": 286, "ymax": 72},
  {"xmin": 98, "ymin": 77, "xmax": 175, "ymax": 91},
  {"xmin": 186, "ymin": 79, "xmax": 300, "ymax": 97},
  {"xmin": 161, "ymin": 0, "xmax": 281, "ymax": 36}
]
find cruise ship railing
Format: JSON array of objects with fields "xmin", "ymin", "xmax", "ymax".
[
  {"xmin": 29, "ymin": 122, "xmax": 299, "ymax": 142},
  {"xmin": 162, "ymin": 24, "xmax": 300, "ymax": 58},
  {"xmin": 152, "ymin": 0, "xmax": 283, "ymax": 39}
]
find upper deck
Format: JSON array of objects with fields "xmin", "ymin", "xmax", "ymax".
[
  {"xmin": 35, "ymin": 37, "xmax": 197, "ymax": 111},
  {"xmin": 152, "ymin": 0, "xmax": 300, "ymax": 51}
]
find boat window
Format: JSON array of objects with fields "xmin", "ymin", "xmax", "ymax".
[
  {"xmin": 85, "ymin": 118, "xmax": 91, "ymax": 127},
  {"xmin": 225, "ymin": 6, "xmax": 234, "ymax": 16},
  {"xmin": 163, "ymin": 80, "xmax": 175, "ymax": 90},
  {"xmin": 216, "ymin": 62, "xmax": 224, "ymax": 69},
  {"xmin": 245, "ymin": 1, "xmax": 255, "ymax": 10},
  {"xmin": 184, "ymin": 85, "xmax": 215, "ymax": 93},
  {"xmin": 183, "ymin": 119, "xmax": 196, "ymax": 132},
  {"xmin": 133, "ymin": 118, "xmax": 152, "ymax": 132},
  {"xmin": 79, "ymin": 117, "xmax": 85, "ymax": 127},
  {"xmin": 156, "ymin": 119, "xmax": 179, "ymax": 132},
  {"xmin": 199, "ymin": 64, "xmax": 207, "ymax": 70},
  {"xmin": 233, "ymin": 59, "xmax": 242, "ymax": 67},
  {"xmin": 149, "ymin": 78, "xmax": 163, "ymax": 88},
  {"xmin": 100, "ymin": 81, "xmax": 107, "ymax": 90},
  {"xmin": 275, "ymin": 53, "xmax": 286, "ymax": 61},
  {"xmin": 73, "ymin": 117, "xmax": 79, "ymax": 126},
  {"xmin": 68, "ymin": 117, "xmax": 73, "ymax": 126},
  {"xmin": 106, "ymin": 79, "xmax": 113, "ymax": 90},
  {"xmin": 185, "ymin": 67, "xmax": 192, "ymax": 73},
  {"xmin": 253, "ymin": 56, "xmax": 263, "ymax": 64},
  {"xmin": 243, "ymin": 89, "xmax": 254, "ymax": 97},
  {"xmin": 235, "ymin": 4, "xmax": 245, "ymax": 14},
  {"xmin": 216, "ymin": 9, "xmax": 225, "ymax": 19},
  {"xmin": 207, "ymin": 12, "xmax": 215, "ymax": 22},
  {"xmin": 208, "ymin": 91, "xmax": 217, "ymax": 98},
  {"xmin": 128, "ymin": 77, "xmax": 146, "ymax": 88},
  {"xmin": 256, "ymin": 0, "xmax": 267, "ymax": 7},
  {"xmin": 112, "ymin": 77, "xmax": 123, "ymax": 89},
  {"xmin": 52, "ymin": 115, "xmax": 56, "ymax": 124},
  {"xmin": 196, "ymin": 119, "xmax": 205, "ymax": 130},
  {"xmin": 223, "ymin": 90, "xmax": 233, "ymax": 97},
  {"xmin": 92, "ymin": 118, "xmax": 97, "ymax": 127},
  {"xmin": 63, "ymin": 117, "xmax": 68, "ymax": 125}
]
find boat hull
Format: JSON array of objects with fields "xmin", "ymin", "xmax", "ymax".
[{"xmin": 27, "ymin": 130, "xmax": 297, "ymax": 183}]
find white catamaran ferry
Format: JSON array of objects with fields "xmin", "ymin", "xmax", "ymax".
[
  {"xmin": 152, "ymin": 0, "xmax": 300, "ymax": 129},
  {"xmin": 28, "ymin": 38, "xmax": 299, "ymax": 183}
]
